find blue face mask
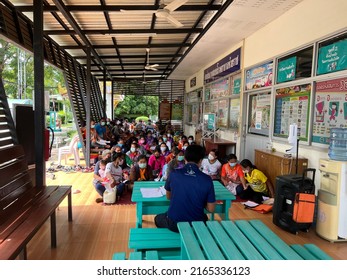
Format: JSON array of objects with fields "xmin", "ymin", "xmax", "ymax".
[
  {"xmin": 177, "ymin": 155, "xmax": 185, "ymax": 161},
  {"xmin": 229, "ymin": 162, "xmax": 237, "ymax": 167}
]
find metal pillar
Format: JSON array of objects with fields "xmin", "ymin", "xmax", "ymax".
[
  {"xmin": 85, "ymin": 47, "xmax": 91, "ymax": 167},
  {"xmin": 33, "ymin": 0, "xmax": 45, "ymax": 187},
  {"xmin": 111, "ymin": 80, "xmax": 114, "ymax": 120},
  {"xmin": 103, "ymin": 69, "xmax": 107, "ymax": 118}
]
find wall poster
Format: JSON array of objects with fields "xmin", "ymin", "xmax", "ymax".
[
  {"xmin": 248, "ymin": 92, "xmax": 271, "ymax": 136},
  {"xmin": 217, "ymin": 99, "xmax": 228, "ymax": 128},
  {"xmin": 204, "ymin": 78, "xmax": 230, "ymax": 101},
  {"xmin": 273, "ymin": 83, "xmax": 311, "ymax": 141},
  {"xmin": 245, "ymin": 61, "xmax": 273, "ymax": 90},
  {"xmin": 229, "ymin": 98, "xmax": 240, "ymax": 129},
  {"xmin": 312, "ymin": 77, "xmax": 347, "ymax": 144}
]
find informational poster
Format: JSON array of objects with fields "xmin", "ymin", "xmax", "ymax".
[
  {"xmin": 277, "ymin": 56, "xmax": 297, "ymax": 83},
  {"xmin": 273, "ymin": 83, "xmax": 311, "ymax": 140},
  {"xmin": 171, "ymin": 100, "xmax": 183, "ymax": 120},
  {"xmin": 204, "ymin": 78, "xmax": 230, "ymax": 101},
  {"xmin": 233, "ymin": 78, "xmax": 241, "ymax": 94},
  {"xmin": 229, "ymin": 98, "xmax": 240, "ymax": 129},
  {"xmin": 159, "ymin": 99, "xmax": 171, "ymax": 120},
  {"xmin": 249, "ymin": 92, "xmax": 271, "ymax": 136},
  {"xmin": 217, "ymin": 99, "xmax": 228, "ymax": 127},
  {"xmin": 203, "ymin": 113, "xmax": 216, "ymax": 130},
  {"xmin": 312, "ymin": 77, "xmax": 347, "ymax": 144},
  {"xmin": 245, "ymin": 61, "xmax": 273, "ymax": 90},
  {"xmin": 317, "ymin": 39, "xmax": 347, "ymax": 75},
  {"xmin": 191, "ymin": 103, "xmax": 199, "ymax": 124}
]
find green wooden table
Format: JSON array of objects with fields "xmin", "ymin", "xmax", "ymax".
[{"xmin": 131, "ymin": 181, "xmax": 235, "ymax": 228}]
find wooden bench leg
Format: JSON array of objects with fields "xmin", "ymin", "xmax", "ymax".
[
  {"xmin": 50, "ymin": 211, "xmax": 57, "ymax": 248},
  {"xmin": 68, "ymin": 191, "xmax": 73, "ymax": 222}
]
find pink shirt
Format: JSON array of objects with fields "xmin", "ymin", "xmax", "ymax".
[{"xmin": 148, "ymin": 154, "xmax": 166, "ymax": 176}]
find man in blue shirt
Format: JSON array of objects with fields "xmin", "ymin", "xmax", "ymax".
[
  {"xmin": 95, "ymin": 118, "xmax": 106, "ymax": 139},
  {"xmin": 154, "ymin": 145, "xmax": 216, "ymax": 232}
]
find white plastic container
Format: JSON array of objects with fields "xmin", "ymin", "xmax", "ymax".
[{"xmin": 328, "ymin": 128, "xmax": 347, "ymax": 161}]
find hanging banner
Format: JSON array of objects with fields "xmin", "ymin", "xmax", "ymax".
[
  {"xmin": 204, "ymin": 48, "xmax": 241, "ymax": 84},
  {"xmin": 277, "ymin": 56, "xmax": 297, "ymax": 83},
  {"xmin": 273, "ymin": 84, "xmax": 311, "ymax": 141},
  {"xmin": 171, "ymin": 100, "xmax": 183, "ymax": 120},
  {"xmin": 159, "ymin": 99, "xmax": 171, "ymax": 120},
  {"xmin": 245, "ymin": 61, "xmax": 273, "ymax": 90},
  {"xmin": 312, "ymin": 77, "xmax": 347, "ymax": 144},
  {"xmin": 317, "ymin": 40, "xmax": 347, "ymax": 75}
]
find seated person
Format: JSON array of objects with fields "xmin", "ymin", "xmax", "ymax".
[
  {"xmin": 154, "ymin": 145, "xmax": 216, "ymax": 232},
  {"xmin": 148, "ymin": 147, "xmax": 166, "ymax": 181},
  {"xmin": 165, "ymin": 149, "xmax": 185, "ymax": 180},
  {"xmin": 105, "ymin": 152, "xmax": 126, "ymax": 199},
  {"xmin": 201, "ymin": 149, "xmax": 222, "ymax": 180},
  {"xmin": 220, "ymin": 154, "xmax": 247, "ymax": 195},
  {"xmin": 129, "ymin": 155, "xmax": 154, "ymax": 188},
  {"xmin": 239, "ymin": 159, "xmax": 274, "ymax": 204},
  {"xmin": 126, "ymin": 142, "xmax": 142, "ymax": 167},
  {"xmin": 166, "ymin": 146, "xmax": 180, "ymax": 164},
  {"xmin": 93, "ymin": 149, "xmax": 112, "ymax": 203}
]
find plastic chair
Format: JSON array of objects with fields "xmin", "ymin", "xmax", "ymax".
[{"xmin": 57, "ymin": 134, "xmax": 80, "ymax": 166}]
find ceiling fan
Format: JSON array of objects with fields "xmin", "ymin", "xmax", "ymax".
[
  {"xmin": 145, "ymin": 48, "xmax": 159, "ymax": 71},
  {"xmin": 121, "ymin": 0, "xmax": 188, "ymax": 28}
]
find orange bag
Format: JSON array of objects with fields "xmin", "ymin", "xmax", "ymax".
[{"xmin": 293, "ymin": 193, "xmax": 316, "ymax": 223}]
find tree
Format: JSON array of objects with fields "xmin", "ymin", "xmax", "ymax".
[{"xmin": 114, "ymin": 94, "xmax": 158, "ymax": 118}]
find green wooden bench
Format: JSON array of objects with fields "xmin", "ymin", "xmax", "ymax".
[
  {"xmin": 128, "ymin": 228, "xmax": 181, "ymax": 259},
  {"xmin": 247, "ymin": 220, "xmax": 303, "ymax": 260},
  {"xmin": 290, "ymin": 244, "xmax": 333, "ymax": 260},
  {"xmin": 112, "ymin": 250, "xmax": 160, "ymax": 260}
]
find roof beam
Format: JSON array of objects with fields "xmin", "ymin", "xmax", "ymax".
[
  {"xmin": 81, "ymin": 62, "xmax": 176, "ymax": 67},
  {"xmin": 73, "ymin": 54, "xmax": 182, "ymax": 60},
  {"xmin": 61, "ymin": 43, "xmax": 190, "ymax": 49},
  {"xmin": 16, "ymin": 4, "xmax": 222, "ymax": 12},
  {"xmin": 51, "ymin": 0, "xmax": 112, "ymax": 80},
  {"xmin": 44, "ymin": 28, "xmax": 203, "ymax": 35}
]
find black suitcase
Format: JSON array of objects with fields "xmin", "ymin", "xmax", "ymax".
[{"xmin": 272, "ymin": 168, "xmax": 316, "ymax": 234}]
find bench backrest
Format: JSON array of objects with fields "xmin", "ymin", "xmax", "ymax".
[{"xmin": 0, "ymin": 145, "xmax": 36, "ymax": 225}]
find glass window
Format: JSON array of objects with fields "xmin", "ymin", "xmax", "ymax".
[
  {"xmin": 317, "ymin": 32, "xmax": 347, "ymax": 75},
  {"xmin": 248, "ymin": 92, "xmax": 271, "ymax": 136},
  {"xmin": 276, "ymin": 47, "xmax": 313, "ymax": 84}
]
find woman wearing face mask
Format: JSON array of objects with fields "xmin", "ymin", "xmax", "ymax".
[
  {"xmin": 220, "ymin": 154, "xmax": 247, "ymax": 196},
  {"xmin": 239, "ymin": 159, "xmax": 274, "ymax": 204},
  {"xmin": 201, "ymin": 149, "xmax": 222, "ymax": 180},
  {"xmin": 126, "ymin": 142, "xmax": 142, "ymax": 167},
  {"xmin": 148, "ymin": 147, "xmax": 166, "ymax": 181},
  {"xmin": 105, "ymin": 152, "xmax": 126, "ymax": 200},
  {"xmin": 159, "ymin": 143, "xmax": 170, "ymax": 158},
  {"xmin": 165, "ymin": 150, "xmax": 186, "ymax": 180},
  {"xmin": 129, "ymin": 155, "xmax": 154, "ymax": 189}
]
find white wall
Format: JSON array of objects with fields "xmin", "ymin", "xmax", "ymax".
[{"xmin": 244, "ymin": 0, "xmax": 347, "ymax": 67}]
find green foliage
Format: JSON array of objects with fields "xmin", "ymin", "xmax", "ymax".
[{"xmin": 114, "ymin": 95, "xmax": 158, "ymax": 118}]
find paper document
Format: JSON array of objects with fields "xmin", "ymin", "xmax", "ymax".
[
  {"xmin": 140, "ymin": 186, "xmax": 166, "ymax": 198},
  {"xmin": 241, "ymin": 200, "xmax": 259, "ymax": 208}
]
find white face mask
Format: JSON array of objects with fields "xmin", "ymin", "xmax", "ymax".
[
  {"xmin": 188, "ymin": 139, "xmax": 193, "ymax": 144},
  {"xmin": 139, "ymin": 163, "xmax": 147, "ymax": 169},
  {"xmin": 208, "ymin": 154, "xmax": 215, "ymax": 161},
  {"xmin": 160, "ymin": 147, "xmax": 166, "ymax": 152},
  {"xmin": 130, "ymin": 147, "xmax": 136, "ymax": 152}
]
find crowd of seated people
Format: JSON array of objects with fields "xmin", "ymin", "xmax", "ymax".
[{"xmin": 89, "ymin": 117, "xmax": 273, "ymax": 204}]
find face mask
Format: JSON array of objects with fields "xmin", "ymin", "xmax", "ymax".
[
  {"xmin": 163, "ymin": 137, "xmax": 167, "ymax": 142},
  {"xmin": 158, "ymin": 141, "xmax": 163, "ymax": 145},
  {"xmin": 139, "ymin": 163, "xmax": 147, "ymax": 169},
  {"xmin": 160, "ymin": 147, "xmax": 166, "ymax": 152},
  {"xmin": 101, "ymin": 122, "xmax": 105, "ymax": 126},
  {"xmin": 188, "ymin": 139, "xmax": 193, "ymax": 144},
  {"xmin": 139, "ymin": 140, "xmax": 145, "ymax": 144},
  {"xmin": 229, "ymin": 162, "xmax": 237, "ymax": 167},
  {"xmin": 91, "ymin": 125, "xmax": 95, "ymax": 129},
  {"xmin": 118, "ymin": 143, "xmax": 123, "ymax": 147},
  {"xmin": 150, "ymin": 146, "xmax": 156, "ymax": 151},
  {"xmin": 182, "ymin": 146, "xmax": 188, "ymax": 150},
  {"xmin": 130, "ymin": 147, "xmax": 136, "ymax": 152},
  {"xmin": 208, "ymin": 154, "xmax": 215, "ymax": 161},
  {"xmin": 106, "ymin": 122, "xmax": 110, "ymax": 125},
  {"xmin": 116, "ymin": 121, "xmax": 120, "ymax": 125},
  {"xmin": 167, "ymin": 134, "xmax": 171, "ymax": 137},
  {"xmin": 177, "ymin": 155, "xmax": 184, "ymax": 161}
]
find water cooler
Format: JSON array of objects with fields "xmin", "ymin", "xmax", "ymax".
[{"xmin": 316, "ymin": 159, "xmax": 347, "ymax": 242}]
